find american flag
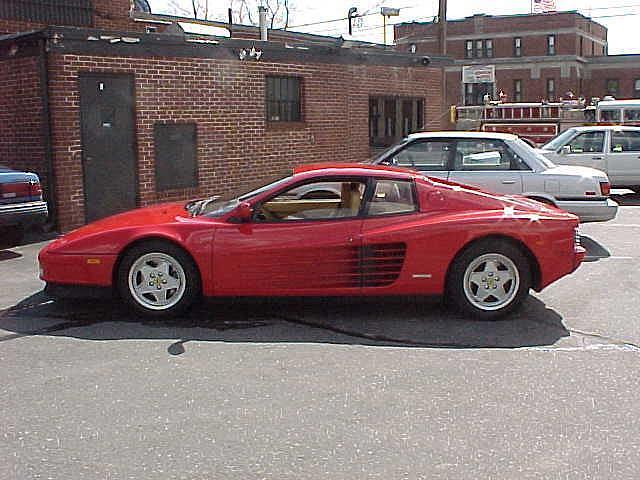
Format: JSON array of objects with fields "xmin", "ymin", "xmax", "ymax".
[{"xmin": 532, "ymin": 0, "xmax": 556, "ymax": 13}]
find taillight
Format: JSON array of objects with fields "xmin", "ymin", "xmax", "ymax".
[
  {"xmin": 599, "ymin": 181, "xmax": 611, "ymax": 197},
  {"xmin": 30, "ymin": 181, "xmax": 42, "ymax": 199},
  {"xmin": 0, "ymin": 182, "xmax": 30, "ymax": 199}
]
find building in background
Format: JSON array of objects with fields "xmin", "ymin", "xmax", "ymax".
[
  {"xmin": 395, "ymin": 11, "xmax": 640, "ymax": 107},
  {"xmin": 0, "ymin": 1, "xmax": 448, "ymax": 231}
]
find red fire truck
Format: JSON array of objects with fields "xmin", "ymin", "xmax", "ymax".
[{"xmin": 452, "ymin": 101, "xmax": 593, "ymax": 146}]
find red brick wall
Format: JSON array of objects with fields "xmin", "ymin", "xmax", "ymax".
[
  {"xmin": 0, "ymin": 55, "xmax": 48, "ymax": 193},
  {"xmin": 0, "ymin": 0, "xmax": 146, "ymax": 35},
  {"xmin": 588, "ymin": 67, "xmax": 640, "ymax": 99},
  {"xmin": 47, "ymin": 53, "xmax": 443, "ymax": 231}
]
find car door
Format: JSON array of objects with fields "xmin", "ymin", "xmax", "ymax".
[
  {"xmin": 448, "ymin": 138, "xmax": 524, "ymax": 194},
  {"xmin": 379, "ymin": 138, "xmax": 454, "ymax": 181},
  {"xmin": 607, "ymin": 130, "xmax": 640, "ymax": 186},
  {"xmin": 212, "ymin": 178, "xmax": 367, "ymax": 296},
  {"xmin": 556, "ymin": 130, "xmax": 607, "ymax": 173},
  {"xmin": 359, "ymin": 177, "xmax": 425, "ymax": 293}
]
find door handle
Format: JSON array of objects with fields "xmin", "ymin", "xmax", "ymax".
[
  {"xmin": 501, "ymin": 180, "xmax": 516, "ymax": 185},
  {"xmin": 592, "ymin": 156, "xmax": 603, "ymax": 160}
]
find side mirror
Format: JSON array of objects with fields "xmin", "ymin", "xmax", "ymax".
[
  {"xmin": 560, "ymin": 145, "xmax": 571, "ymax": 155},
  {"xmin": 235, "ymin": 202, "xmax": 253, "ymax": 222}
]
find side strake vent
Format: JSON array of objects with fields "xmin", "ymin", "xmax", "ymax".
[{"xmin": 360, "ymin": 243, "xmax": 407, "ymax": 287}]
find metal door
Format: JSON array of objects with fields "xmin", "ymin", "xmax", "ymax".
[{"xmin": 79, "ymin": 74, "xmax": 137, "ymax": 222}]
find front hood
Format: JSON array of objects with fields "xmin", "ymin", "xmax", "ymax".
[
  {"xmin": 542, "ymin": 164, "xmax": 608, "ymax": 180},
  {"xmin": 46, "ymin": 203, "xmax": 188, "ymax": 253}
]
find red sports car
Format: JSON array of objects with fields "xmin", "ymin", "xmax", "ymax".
[{"xmin": 39, "ymin": 164, "xmax": 585, "ymax": 319}]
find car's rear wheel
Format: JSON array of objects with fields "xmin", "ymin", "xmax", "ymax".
[
  {"xmin": 117, "ymin": 241, "xmax": 200, "ymax": 318},
  {"xmin": 447, "ymin": 240, "xmax": 531, "ymax": 320}
]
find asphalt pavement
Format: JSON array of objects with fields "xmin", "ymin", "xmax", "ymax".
[{"xmin": 0, "ymin": 193, "xmax": 639, "ymax": 479}]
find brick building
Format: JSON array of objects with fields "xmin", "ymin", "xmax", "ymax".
[
  {"xmin": 0, "ymin": 2, "xmax": 447, "ymax": 231},
  {"xmin": 395, "ymin": 11, "xmax": 640, "ymax": 107}
]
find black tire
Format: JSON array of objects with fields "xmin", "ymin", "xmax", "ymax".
[
  {"xmin": 0, "ymin": 225, "xmax": 24, "ymax": 249},
  {"xmin": 117, "ymin": 240, "xmax": 201, "ymax": 318},
  {"xmin": 446, "ymin": 239, "xmax": 532, "ymax": 320}
]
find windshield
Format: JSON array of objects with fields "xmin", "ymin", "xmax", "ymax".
[
  {"xmin": 512, "ymin": 137, "xmax": 556, "ymax": 169},
  {"xmin": 193, "ymin": 173, "xmax": 293, "ymax": 217},
  {"xmin": 541, "ymin": 128, "xmax": 576, "ymax": 151},
  {"xmin": 367, "ymin": 138, "xmax": 411, "ymax": 164}
]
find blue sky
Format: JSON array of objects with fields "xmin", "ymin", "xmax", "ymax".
[{"xmin": 149, "ymin": 0, "xmax": 640, "ymax": 54}]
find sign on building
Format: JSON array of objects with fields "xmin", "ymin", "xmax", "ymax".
[{"xmin": 463, "ymin": 65, "xmax": 495, "ymax": 84}]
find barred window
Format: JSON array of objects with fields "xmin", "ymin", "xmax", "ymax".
[{"xmin": 266, "ymin": 76, "xmax": 302, "ymax": 122}]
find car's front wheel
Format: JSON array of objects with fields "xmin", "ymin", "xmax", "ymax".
[
  {"xmin": 117, "ymin": 241, "xmax": 201, "ymax": 318},
  {"xmin": 447, "ymin": 240, "xmax": 531, "ymax": 320}
]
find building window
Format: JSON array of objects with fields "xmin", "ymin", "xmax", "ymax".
[
  {"xmin": 409, "ymin": 43, "xmax": 417, "ymax": 54},
  {"xmin": 467, "ymin": 39, "xmax": 493, "ymax": 58},
  {"xmin": 465, "ymin": 40, "xmax": 473, "ymax": 59},
  {"xmin": 513, "ymin": 79, "xmax": 522, "ymax": 102},
  {"xmin": 514, "ymin": 37, "xmax": 522, "ymax": 57},
  {"xmin": 634, "ymin": 79, "xmax": 640, "ymax": 97},
  {"xmin": 606, "ymin": 79, "xmax": 619, "ymax": 96},
  {"xmin": 579, "ymin": 36, "xmax": 583, "ymax": 56},
  {"xmin": 546, "ymin": 78, "xmax": 556, "ymax": 100},
  {"xmin": 485, "ymin": 40, "xmax": 493, "ymax": 58},
  {"xmin": 266, "ymin": 76, "xmax": 302, "ymax": 122},
  {"xmin": 369, "ymin": 97, "xmax": 424, "ymax": 147},
  {"xmin": 547, "ymin": 35, "xmax": 556, "ymax": 55},
  {"xmin": 0, "ymin": 0, "xmax": 92, "ymax": 26}
]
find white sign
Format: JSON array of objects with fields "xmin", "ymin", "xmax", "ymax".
[{"xmin": 463, "ymin": 65, "xmax": 495, "ymax": 84}]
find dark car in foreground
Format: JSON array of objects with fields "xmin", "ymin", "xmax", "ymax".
[{"xmin": 0, "ymin": 165, "xmax": 48, "ymax": 246}]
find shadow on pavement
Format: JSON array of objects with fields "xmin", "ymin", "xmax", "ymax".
[
  {"xmin": 611, "ymin": 192, "xmax": 640, "ymax": 206},
  {"xmin": 580, "ymin": 234, "xmax": 611, "ymax": 262},
  {"xmin": 0, "ymin": 291, "xmax": 569, "ymax": 352}
]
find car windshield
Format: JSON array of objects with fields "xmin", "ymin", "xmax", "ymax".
[
  {"xmin": 541, "ymin": 128, "xmax": 577, "ymax": 151},
  {"xmin": 192, "ymin": 173, "xmax": 293, "ymax": 217},
  {"xmin": 511, "ymin": 137, "xmax": 556, "ymax": 169},
  {"xmin": 367, "ymin": 138, "xmax": 411, "ymax": 164}
]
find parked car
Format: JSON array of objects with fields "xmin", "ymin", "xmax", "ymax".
[
  {"xmin": 39, "ymin": 164, "xmax": 585, "ymax": 320},
  {"xmin": 537, "ymin": 126, "xmax": 640, "ymax": 191},
  {"xmin": 371, "ymin": 131, "xmax": 617, "ymax": 223},
  {"xmin": 0, "ymin": 165, "xmax": 48, "ymax": 246}
]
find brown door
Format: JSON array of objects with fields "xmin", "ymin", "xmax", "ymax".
[{"xmin": 79, "ymin": 74, "xmax": 137, "ymax": 222}]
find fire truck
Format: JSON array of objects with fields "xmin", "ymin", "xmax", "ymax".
[
  {"xmin": 452, "ymin": 101, "xmax": 592, "ymax": 146},
  {"xmin": 452, "ymin": 98, "xmax": 640, "ymax": 146}
]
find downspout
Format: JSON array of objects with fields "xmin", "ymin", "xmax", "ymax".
[{"xmin": 37, "ymin": 31, "xmax": 57, "ymax": 230}]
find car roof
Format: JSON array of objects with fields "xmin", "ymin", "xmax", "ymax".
[
  {"xmin": 292, "ymin": 163, "xmax": 419, "ymax": 179},
  {"xmin": 568, "ymin": 125, "xmax": 640, "ymax": 132},
  {"xmin": 406, "ymin": 131, "xmax": 519, "ymax": 141},
  {"xmin": 597, "ymin": 99, "xmax": 640, "ymax": 108}
]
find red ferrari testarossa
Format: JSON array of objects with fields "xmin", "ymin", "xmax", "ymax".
[{"xmin": 39, "ymin": 164, "xmax": 585, "ymax": 319}]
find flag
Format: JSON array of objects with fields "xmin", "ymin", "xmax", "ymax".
[{"xmin": 532, "ymin": 0, "xmax": 556, "ymax": 13}]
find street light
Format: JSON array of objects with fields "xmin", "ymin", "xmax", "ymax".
[
  {"xmin": 348, "ymin": 7, "xmax": 358, "ymax": 36},
  {"xmin": 380, "ymin": 7, "xmax": 400, "ymax": 45}
]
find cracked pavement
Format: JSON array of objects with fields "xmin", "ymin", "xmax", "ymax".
[{"xmin": 0, "ymin": 193, "xmax": 639, "ymax": 479}]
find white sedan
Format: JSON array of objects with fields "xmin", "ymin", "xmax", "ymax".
[
  {"xmin": 536, "ymin": 125, "xmax": 640, "ymax": 191},
  {"xmin": 371, "ymin": 131, "xmax": 618, "ymax": 223}
]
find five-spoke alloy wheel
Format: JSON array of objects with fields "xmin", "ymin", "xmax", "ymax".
[
  {"xmin": 448, "ymin": 240, "xmax": 532, "ymax": 320},
  {"xmin": 117, "ymin": 241, "xmax": 200, "ymax": 318}
]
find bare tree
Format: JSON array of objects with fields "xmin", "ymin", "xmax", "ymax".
[
  {"xmin": 232, "ymin": 0, "xmax": 293, "ymax": 29},
  {"xmin": 166, "ymin": 0, "xmax": 212, "ymax": 19}
]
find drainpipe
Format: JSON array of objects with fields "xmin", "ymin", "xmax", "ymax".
[
  {"xmin": 37, "ymin": 31, "xmax": 57, "ymax": 231},
  {"xmin": 258, "ymin": 5, "xmax": 268, "ymax": 41}
]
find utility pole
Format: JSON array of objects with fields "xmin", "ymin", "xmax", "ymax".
[{"xmin": 438, "ymin": 0, "xmax": 447, "ymax": 56}]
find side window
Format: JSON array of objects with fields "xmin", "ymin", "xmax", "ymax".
[
  {"xmin": 611, "ymin": 131, "xmax": 640, "ymax": 153},
  {"xmin": 623, "ymin": 109, "xmax": 640, "ymax": 122},
  {"xmin": 255, "ymin": 180, "xmax": 366, "ymax": 222},
  {"xmin": 453, "ymin": 139, "xmax": 521, "ymax": 171},
  {"xmin": 366, "ymin": 179, "xmax": 416, "ymax": 217},
  {"xmin": 393, "ymin": 140, "xmax": 452, "ymax": 171},
  {"xmin": 600, "ymin": 109, "xmax": 621, "ymax": 122},
  {"xmin": 567, "ymin": 131, "xmax": 605, "ymax": 154}
]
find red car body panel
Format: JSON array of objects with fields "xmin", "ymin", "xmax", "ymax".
[{"xmin": 39, "ymin": 165, "xmax": 584, "ymax": 297}]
